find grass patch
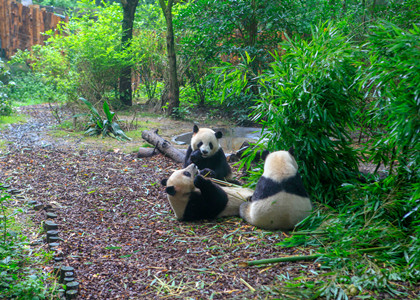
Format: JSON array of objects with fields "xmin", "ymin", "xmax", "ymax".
[
  {"xmin": 0, "ymin": 140, "xmax": 9, "ymax": 151},
  {"xmin": 125, "ymin": 127, "xmax": 148, "ymax": 140},
  {"xmin": 49, "ymin": 128, "xmax": 82, "ymax": 138},
  {"xmin": 0, "ymin": 114, "xmax": 28, "ymax": 129},
  {"xmin": 0, "ymin": 188, "xmax": 60, "ymax": 298}
]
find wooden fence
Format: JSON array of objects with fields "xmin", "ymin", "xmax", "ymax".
[{"xmin": 0, "ymin": 0, "xmax": 68, "ymax": 59}]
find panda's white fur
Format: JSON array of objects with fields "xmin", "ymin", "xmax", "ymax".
[
  {"xmin": 220, "ymin": 186, "xmax": 254, "ymax": 217},
  {"xmin": 183, "ymin": 125, "xmax": 234, "ymax": 182},
  {"xmin": 239, "ymin": 149, "xmax": 312, "ymax": 231},
  {"xmin": 163, "ymin": 164, "xmax": 199, "ymax": 220},
  {"xmin": 162, "ymin": 164, "xmax": 253, "ymax": 221}
]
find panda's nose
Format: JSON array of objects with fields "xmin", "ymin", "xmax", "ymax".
[{"xmin": 202, "ymin": 150, "xmax": 208, "ymax": 155}]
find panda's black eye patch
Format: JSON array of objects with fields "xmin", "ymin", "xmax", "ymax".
[
  {"xmin": 197, "ymin": 141, "xmax": 203, "ymax": 148},
  {"xmin": 183, "ymin": 171, "xmax": 191, "ymax": 177},
  {"xmin": 209, "ymin": 142, "xmax": 213, "ymax": 149}
]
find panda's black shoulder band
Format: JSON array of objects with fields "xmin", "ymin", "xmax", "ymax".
[{"xmin": 252, "ymin": 174, "xmax": 309, "ymax": 200}]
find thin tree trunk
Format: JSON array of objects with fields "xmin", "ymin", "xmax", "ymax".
[
  {"xmin": 119, "ymin": 0, "xmax": 139, "ymax": 107},
  {"xmin": 159, "ymin": 0, "xmax": 179, "ymax": 116}
]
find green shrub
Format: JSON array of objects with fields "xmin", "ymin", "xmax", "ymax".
[
  {"xmin": 359, "ymin": 20, "xmax": 419, "ymax": 240},
  {"xmin": 260, "ymin": 22, "xmax": 420, "ymax": 299},
  {"xmin": 6, "ymin": 68, "xmax": 65, "ymax": 106},
  {"xmin": 80, "ymin": 97, "xmax": 131, "ymax": 141},
  {"xmin": 0, "ymin": 59, "xmax": 13, "ymax": 116},
  {"xmin": 360, "ymin": 22, "xmax": 419, "ymax": 185},
  {"xmin": 0, "ymin": 186, "xmax": 58, "ymax": 298},
  {"xmin": 211, "ymin": 53, "xmax": 260, "ymax": 125},
  {"xmin": 251, "ymin": 22, "xmax": 361, "ymax": 203},
  {"xmin": 13, "ymin": 1, "xmax": 134, "ymax": 108},
  {"xmin": 131, "ymin": 29, "xmax": 166, "ymax": 102}
]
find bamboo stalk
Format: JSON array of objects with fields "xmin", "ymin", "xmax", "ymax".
[
  {"xmin": 245, "ymin": 246, "xmax": 392, "ymax": 266},
  {"xmin": 247, "ymin": 254, "xmax": 321, "ymax": 266},
  {"xmin": 290, "ymin": 230, "xmax": 327, "ymax": 235},
  {"xmin": 209, "ymin": 178, "xmax": 242, "ymax": 188}
]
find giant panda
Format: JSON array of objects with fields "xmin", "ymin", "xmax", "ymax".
[
  {"xmin": 183, "ymin": 125, "xmax": 236, "ymax": 183},
  {"xmin": 239, "ymin": 148, "xmax": 312, "ymax": 231},
  {"xmin": 161, "ymin": 164, "xmax": 254, "ymax": 222}
]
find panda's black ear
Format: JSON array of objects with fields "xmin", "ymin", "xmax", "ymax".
[
  {"xmin": 261, "ymin": 150, "xmax": 270, "ymax": 161},
  {"xmin": 161, "ymin": 179, "xmax": 168, "ymax": 186},
  {"xmin": 165, "ymin": 186, "xmax": 176, "ymax": 196},
  {"xmin": 288, "ymin": 147, "xmax": 295, "ymax": 157},
  {"xmin": 215, "ymin": 131, "xmax": 223, "ymax": 139},
  {"xmin": 193, "ymin": 125, "xmax": 199, "ymax": 133}
]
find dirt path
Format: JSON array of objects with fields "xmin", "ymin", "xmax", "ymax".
[{"xmin": 0, "ymin": 106, "xmax": 315, "ymax": 299}]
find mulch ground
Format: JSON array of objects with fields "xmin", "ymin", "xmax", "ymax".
[{"xmin": 0, "ymin": 106, "xmax": 317, "ymax": 299}]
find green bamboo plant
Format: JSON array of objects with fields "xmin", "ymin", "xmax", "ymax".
[{"xmin": 80, "ymin": 97, "xmax": 131, "ymax": 141}]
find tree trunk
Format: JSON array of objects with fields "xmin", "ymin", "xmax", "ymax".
[
  {"xmin": 119, "ymin": 0, "xmax": 139, "ymax": 107},
  {"xmin": 158, "ymin": 0, "xmax": 179, "ymax": 115}
]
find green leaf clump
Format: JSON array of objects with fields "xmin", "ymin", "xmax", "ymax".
[
  {"xmin": 80, "ymin": 97, "xmax": 132, "ymax": 141},
  {"xmin": 252, "ymin": 21, "xmax": 361, "ymax": 204}
]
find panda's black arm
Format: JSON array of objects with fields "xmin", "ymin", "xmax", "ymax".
[
  {"xmin": 182, "ymin": 178, "xmax": 228, "ymax": 221},
  {"xmin": 207, "ymin": 149, "xmax": 231, "ymax": 180},
  {"xmin": 194, "ymin": 175, "xmax": 228, "ymax": 217},
  {"xmin": 183, "ymin": 145, "xmax": 193, "ymax": 168},
  {"xmin": 193, "ymin": 174, "xmax": 214, "ymax": 189}
]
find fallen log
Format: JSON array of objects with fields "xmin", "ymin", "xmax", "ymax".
[
  {"xmin": 141, "ymin": 129, "xmax": 186, "ymax": 163},
  {"xmin": 137, "ymin": 147, "xmax": 158, "ymax": 159}
]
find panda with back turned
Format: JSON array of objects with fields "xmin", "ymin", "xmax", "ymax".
[
  {"xmin": 239, "ymin": 148, "xmax": 313, "ymax": 231},
  {"xmin": 161, "ymin": 164, "xmax": 254, "ymax": 221},
  {"xmin": 184, "ymin": 125, "xmax": 237, "ymax": 183}
]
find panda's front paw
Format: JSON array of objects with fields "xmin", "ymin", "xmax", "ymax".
[
  {"xmin": 190, "ymin": 149, "xmax": 202, "ymax": 164},
  {"xmin": 200, "ymin": 168, "xmax": 216, "ymax": 178},
  {"xmin": 194, "ymin": 174, "xmax": 208, "ymax": 188}
]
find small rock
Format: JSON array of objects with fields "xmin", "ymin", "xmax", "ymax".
[
  {"xmin": 46, "ymin": 212, "xmax": 58, "ymax": 219},
  {"xmin": 34, "ymin": 203, "xmax": 44, "ymax": 211},
  {"xmin": 66, "ymin": 281, "xmax": 79, "ymax": 291},
  {"xmin": 49, "ymin": 242, "xmax": 60, "ymax": 249},
  {"xmin": 44, "ymin": 220, "xmax": 58, "ymax": 231}
]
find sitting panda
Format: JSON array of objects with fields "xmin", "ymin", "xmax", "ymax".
[
  {"xmin": 184, "ymin": 125, "xmax": 236, "ymax": 183},
  {"xmin": 161, "ymin": 164, "xmax": 254, "ymax": 222},
  {"xmin": 239, "ymin": 148, "xmax": 312, "ymax": 231}
]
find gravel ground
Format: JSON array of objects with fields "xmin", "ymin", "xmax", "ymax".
[{"xmin": 0, "ymin": 106, "xmax": 317, "ymax": 299}]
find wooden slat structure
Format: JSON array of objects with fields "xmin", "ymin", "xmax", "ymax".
[{"xmin": 0, "ymin": 0, "xmax": 68, "ymax": 59}]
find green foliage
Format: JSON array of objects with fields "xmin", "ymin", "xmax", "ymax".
[
  {"xmin": 0, "ymin": 185, "xmax": 57, "ymax": 299},
  {"xmin": 360, "ymin": 22, "xmax": 419, "ymax": 184},
  {"xmin": 80, "ymin": 97, "xmax": 132, "ymax": 141},
  {"xmin": 176, "ymin": 0, "xmax": 299, "ymax": 107},
  {"xmin": 251, "ymin": 22, "xmax": 360, "ymax": 203},
  {"xmin": 14, "ymin": 1, "xmax": 135, "ymax": 107},
  {"xmin": 254, "ymin": 22, "xmax": 420, "ymax": 299},
  {"xmin": 0, "ymin": 59, "xmax": 13, "ymax": 116},
  {"xmin": 268, "ymin": 176, "xmax": 420, "ymax": 299},
  {"xmin": 6, "ymin": 68, "xmax": 66, "ymax": 106},
  {"xmin": 209, "ymin": 52, "xmax": 259, "ymax": 124},
  {"xmin": 131, "ymin": 29, "xmax": 165, "ymax": 101},
  {"xmin": 177, "ymin": 0, "xmax": 300, "ymax": 66},
  {"xmin": 33, "ymin": 0, "xmax": 89, "ymax": 9}
]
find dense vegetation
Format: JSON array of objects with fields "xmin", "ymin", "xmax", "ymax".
[{"xmin": 1, "ymin": 0, "xmax": 419, "ymax": 298}]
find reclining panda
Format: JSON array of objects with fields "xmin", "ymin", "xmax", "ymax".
[
  {"xmin": 161, "ymin": 164, "xmax": 253, "ymax": 222},
  {"xmin": 184, "ymin": 125, "xmax": 239, "ymax": 183},
  {"xmin": 240, "ymin": 148, "xmax": 313, "ymax": 231}
]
